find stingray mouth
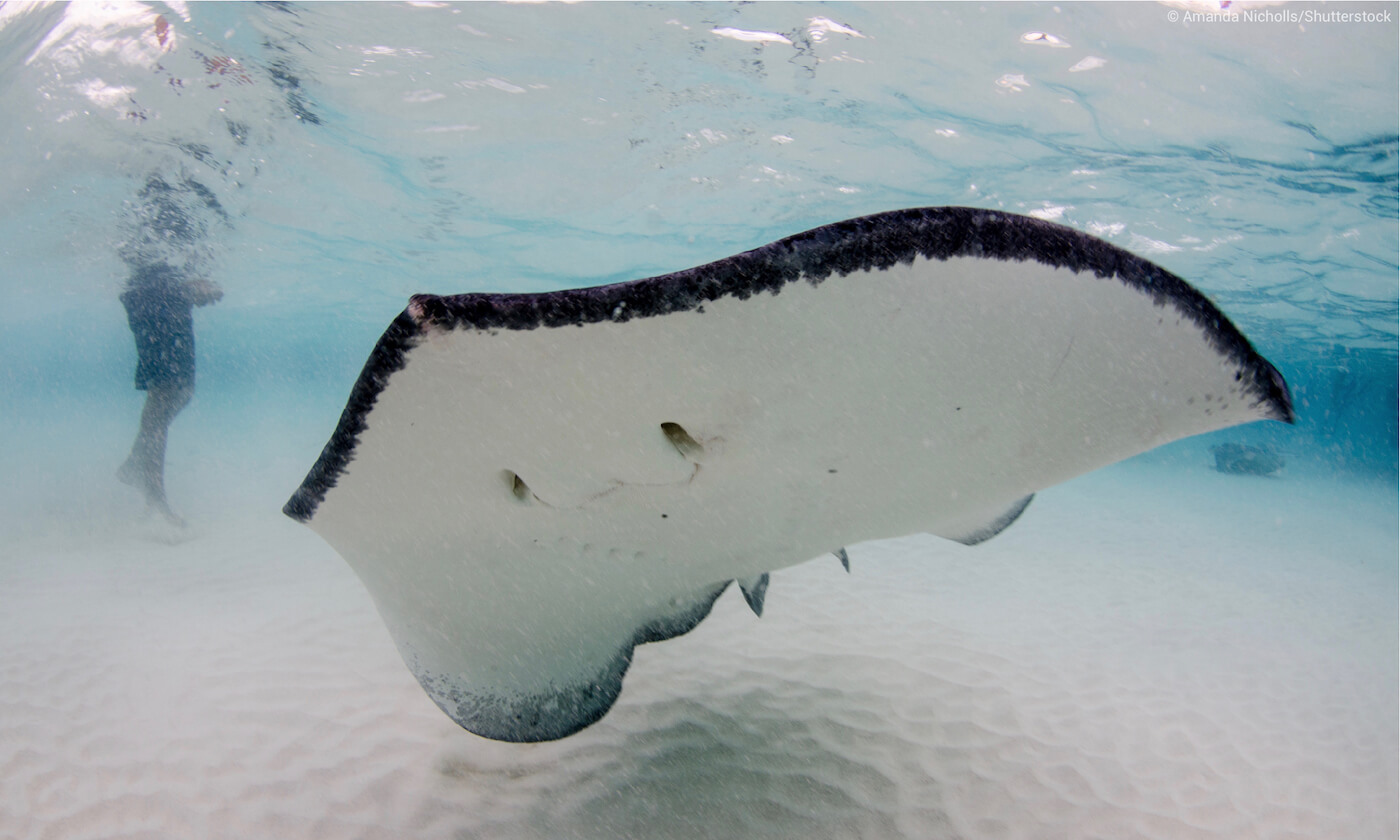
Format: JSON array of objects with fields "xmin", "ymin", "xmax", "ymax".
[
  {"xmin": 501, "ymin": 467, "xmax": 701, "ymax": 509},
  {"xmin": 500, "ymin": 460, "xmax": 704, "ymax": 513},
  {"xmin": 495, "ymin": 422, "xmax": 712, "ymax": 511}
]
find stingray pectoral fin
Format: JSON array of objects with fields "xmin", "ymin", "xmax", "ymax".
[
  {"xmin": 398, "ymin": 579, "xmax": 731, "ymax": 742},
  {"xmin": 411, "ymin": 648, "xmax": 629, "ymax": 744},
  {"xmin": 933, "ymin": 494, "xmax": 1035, "ymax": 546}
]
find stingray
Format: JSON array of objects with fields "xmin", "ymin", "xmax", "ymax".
[{"xmin": 285, "ymin": 207, "xmax": 1293, "ymax": 742}]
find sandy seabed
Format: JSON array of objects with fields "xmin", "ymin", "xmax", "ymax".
[{"xmin": 1, "ymin": 456, "xmax": 1395, "ymax": 840}]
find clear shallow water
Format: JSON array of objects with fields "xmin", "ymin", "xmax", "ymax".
[
  {"xmin": 0, "ymin": 2, "xmax": 1396, "ymax": 838},
  {"xmin": 1, "ymin": 1, "xmax": 1396, "ymax": 482}
]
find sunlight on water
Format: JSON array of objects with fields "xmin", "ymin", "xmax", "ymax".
[
  {"xmin": 3, "ymin": 0, "xmax": 1393, "ymax": 471},
  {"xmin": 2, "ymin": 3, "xmax": 1396, "ymax": 335}
]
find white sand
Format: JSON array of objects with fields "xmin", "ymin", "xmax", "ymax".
[{"xmin": 1, "ymin": 455, "xmax": 1395, "ymax": 840}]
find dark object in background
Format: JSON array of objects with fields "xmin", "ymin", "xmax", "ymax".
[
  {"xmin": 1210, "ymin": 443, "xmax": 1285, "ymax": 476},
  {"xmin": 118, "ymin": 262, "xmax": 223, "ymax": 525}
]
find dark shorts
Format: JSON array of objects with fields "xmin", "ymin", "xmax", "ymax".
[{"xmin": 122, "ymin": 285, "xmax": 196, "ymax": 391}]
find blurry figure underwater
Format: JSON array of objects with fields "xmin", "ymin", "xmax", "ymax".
[
  {"xmin": 117, "ymin": 262, "xmax": 223, "ymax": 525},
  {"xmin": 114, "ymin": 170, "xmax": 229, "ymax": 526}
]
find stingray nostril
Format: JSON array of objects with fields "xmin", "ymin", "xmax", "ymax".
[
  {"xmin": 660, "ymin": 422, "xmax": 704, "ymax": 461},
  {"xmin": 503, "ymin": 470, "xmax": 532, "ymax": 503}
]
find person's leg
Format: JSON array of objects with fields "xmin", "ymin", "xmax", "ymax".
[{"xmin": 119, "ymin": 382, "xmax": 193, "ymax": 521}]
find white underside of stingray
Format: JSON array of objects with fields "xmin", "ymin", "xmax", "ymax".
[{"xmin": 286, "ymin": 207, "xmax": 1292, "ymax": 742}]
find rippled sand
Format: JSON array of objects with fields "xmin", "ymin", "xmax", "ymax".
[{"xmin": 1, "ymin": 458, "xmax": 1394, "ymax": 840}]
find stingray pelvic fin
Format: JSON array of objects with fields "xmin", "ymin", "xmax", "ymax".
[{"xmin": 736, "ymin": 573, "xmax": 770, "ymax": 617}]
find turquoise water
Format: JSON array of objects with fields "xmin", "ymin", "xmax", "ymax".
[
  {"xmin": 2, "ymin": 1, "xmax": 1395, "ymax": 500},
  {"xmin": 0, "ymin": 2, "xmax": 1396, "ymax": 836}
]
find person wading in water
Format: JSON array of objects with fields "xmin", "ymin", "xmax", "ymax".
[{"xmin": 117, "ymin": 261, "xmax": 222, "ymax": 525}]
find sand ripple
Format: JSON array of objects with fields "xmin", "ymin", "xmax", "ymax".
[{"xmin": 1, "ymin": 467, "xmax": 1395, "ymax": 839}]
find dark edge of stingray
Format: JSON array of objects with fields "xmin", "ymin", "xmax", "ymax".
[
  {"xmin": 284, "ymin": 206, "xmax": 1295, "ymax": 523},
  {"xmin": 410, "ymin": 580, "xmax": 732, "ymax": 742}
]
